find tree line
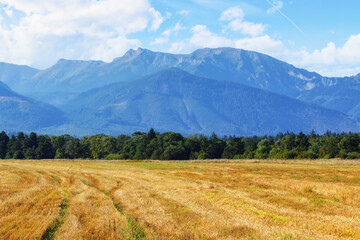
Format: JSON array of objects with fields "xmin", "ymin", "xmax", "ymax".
[{"xmin": 0, "ymin": 129, "xmax": 359, "ymax": 160}]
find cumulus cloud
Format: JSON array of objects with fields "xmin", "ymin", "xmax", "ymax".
[
  {"xmin": 0, "ymin": 0, "xmax": 163, "ymax": 68},
  {"xmin": 286, "ymin": 34, "xmax": 360, "ymax": 76},
  {"xmin": 220, "ymin": 6, "xmax": 265, "ymax": 37},
  {"xmin": 219, "ymin": 6, "xmax": 244, "ymax": 21},
  {"xmin": 151, "ymin": 30, "xmax": 171, "ymax": 46},
  {"xmin": 168, "ymin": 24, "xmax": 282, "ymax": 56},
  {"xmin": 228, "ymin": 19, "xmax": 265, "ymax": 37},
  {"xmin": 234, "ymin": 35, "xmax": 283, "ymax": 56},
  {"xmin": 189, "ymin": 25, "xmax": 233, "ymax": 48},
  {"xmin": 151, "ymin": 22, "xmax": 185, "ymax": 46}
]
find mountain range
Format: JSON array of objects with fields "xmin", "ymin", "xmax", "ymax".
[
  {"xmin": 0, "ymin": 81, "xmax": 65, "ymax": 132},
  {"xmin": 0, "ymin": 47, "xmax": 359, "ymax": 135}
]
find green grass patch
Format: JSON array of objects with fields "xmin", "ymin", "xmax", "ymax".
[
  {"xmin": 41, "ymin": 196, "xmax": 68, "ymax": 240},
  {"xmin": 50, "ymin": 175, "xmax": 60, "ymax": 184},
  {"xmin": 113, "ymin": 201, "xmax": 146, "ymax": 239},
  {"xmin": 82, "ymin": 180, "xmax": 110, "ymax": 196},
  {"xmin": 309, "ymin": 197, "xmax": 327, "ymax": 206},
  {"xmin": 249, "ymin": 186, "xmax": 267, "ymax": 191},
  {"xmin": 127, "ymin": 215, "xmax": 147, "ymax": 240},
  {"xmin": 249, "ymin": 209, "xmax": 291, "ymax": 222},
  {"xmin": 114, "ymin": 202, "xmax": 125, "ymax": 215}
]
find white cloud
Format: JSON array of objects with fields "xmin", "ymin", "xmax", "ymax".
[
  {"xmin": 0, "ymin": 0, "xmax": 163, "ymax": 68},
  {"xmin": 151, "ymin": 23, "xmax": 185, "ymax": 46},
  {"xmin": 168, "ymin": 25, "xmax": 281, "ymax": 55},
  {"xmin": 285, "ymin": 34, "xmax": 360, "ymax": 76},
  {"xmin": 234, "ymin": 35, "xmax": 283, "ymax": 56},
  {"xmin": 173, "ymin": 22, "xmax": 185, "ymax": 32},
  {"xmin": 266, "ymin": 0, "xmax": 283, "ymax": 14},
  {"xmin": 228, "ymin": 19, "xmax": 265, "ymax": 37},
  {"xmin": 219, "ymin": 6, "xmax": 244, "ymax": 21},
  {"xmin": 150, "ymin": 37, "xmax": 168, "ymax": 46},
  {"xmin": 149, "ymin": 8, "xmax": 164, "ymax": 31},
  {"xmin": 177, "ymin": 10, "xmax": 190, "ymax": 16},
  {"xmin": 151, "ymin": 30, "xmax": 171, "ymax": 45},
  {"xmin": 220, "ymin": 6, "xmax": 265, "ymax": 37},
  {"xmin": 189, "ymin": 25, "xmax": 233, "ymax": 48},
  {"xmin": 5, "ymin": 8, "xmax": 13, "ymax": 16}
]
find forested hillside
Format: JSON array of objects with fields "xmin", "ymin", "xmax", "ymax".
[
  {"xmin": 60, "ymin": 68, "xmax": 360, "ymax": 136},
  {"xmin": 0, "ymin": 82, "xmax": 66, "ymax": 131},
  {"xmin": 1, "ymin": 130, "xmax": 359, "ymax": 160}
]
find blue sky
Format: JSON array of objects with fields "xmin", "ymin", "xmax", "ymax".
[{"xmin": 0, "ymin": 0, "xmax": 360, "ymax": 76}]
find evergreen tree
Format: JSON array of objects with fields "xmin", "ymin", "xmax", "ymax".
[
  {"xmin": 222, "ymin": 137, "xmax": 244, "ymax": 159},
  {"xmin": 0, "ymin": 131, "xmax": 9, "ymax": 159}
]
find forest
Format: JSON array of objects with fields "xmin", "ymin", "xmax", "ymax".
[{"xmin": 0, "ymin": 129, "xmax": 359, "ymax": 160}]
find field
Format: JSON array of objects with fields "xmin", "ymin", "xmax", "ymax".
[{"xmin": 0, "ymin": 160, "xmax": 360, "ymax": 240}]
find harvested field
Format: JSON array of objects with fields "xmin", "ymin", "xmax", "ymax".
[{"xmin": 0, "ymin": 160, "xmax": 360, "ymax": 239}]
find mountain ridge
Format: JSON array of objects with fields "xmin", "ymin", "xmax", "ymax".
[
  {"xmin": 59, "ymin": 68, "xmax": 360, "ymax": 136},
  {"xmin": 0, "ymin": 82, "xmax": 66, "ymax": 132},
  {"xmin": 2, "ymin": 47, "xmax": 359, "ymax": 118},
  {"xmin": 1, "ymin": 47, "xmax": 360, "ymax": 135}
]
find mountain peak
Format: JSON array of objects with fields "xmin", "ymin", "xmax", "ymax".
[{"xmin": 123, "ymin": 48, "xmax": 154, "ymax": 57}]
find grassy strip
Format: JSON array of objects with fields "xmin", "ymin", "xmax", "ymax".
[
  {"xmin": 82, "ymin": 180, "xmax": 146, "ymax": 239},
  {"xmin": 114, "ymin": 202, "xmax": 146, "ymax": 240},
  {"xmin": 126, "ymin": 214, "xmax": 147, "ymax": 239},
  {"xmin": 41, "ymin": 194, "xmax": 68, "ymax": 240},
  {"xmin": 50, "ymin": 175, "xmax": 60, "ymax": 184}
]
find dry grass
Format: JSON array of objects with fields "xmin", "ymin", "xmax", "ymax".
[{"xmin": 0, "ymin": 159, "xmax": 360, "ymax": 239}]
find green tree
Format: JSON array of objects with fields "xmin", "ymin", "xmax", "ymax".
[
  {"xmin": 222, "ymin": 137, "xmax": 244, "ymax": 159},
  {"xmin": 255, "ymin": 139, "xmax": 271, "ymax": 159},
  {"xmin": 13, "ymin": 150, "xmax": 24, "ymax": 159},
  {"xmin": 296, "ymin": 132, "xmax": 309, "ymax": 152},
  {"xmin": 36, "ymin": 135, "xmax": 54, "ymax": 159},
  {"xmin": 338, "ymin": 133, "xmax": 359, "ymax": 153},
  {"xmin": 0, "ymin": 131, "xmax": 9, "ymax": 159},
  {"xmin": 64, "ymin": 138, "xmax": 83, "ymax": 159},
  {"xmin": 55, "ymin": 148, "xmax": 66, "ymax": 159},
  {"xmin": 161, "ymin": 143, "xmax": 186, "ymax": 160}
]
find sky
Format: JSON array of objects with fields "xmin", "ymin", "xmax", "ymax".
[{"xmin": 0, "ymin": 0, "xmax": 360, "ymax": 77}]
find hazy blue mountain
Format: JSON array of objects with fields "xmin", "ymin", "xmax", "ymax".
[
  {"xmin": 60, "ymin": 68, "xmax": 360, "ymax": 136},
  {"xmin": 2, "ymin": 47, "xmax": 360, "ymax": 117},
  {"xmin": 108, "ymin": 48, "xmax": 360, "ymax": 117},
  {"xmin": 0, "ymin": 62, "xmax": 39, "ymax": 87},
  {"xmin": 297, "ymin": 74, "xmax": 360, "ymax": 117},
  {"xmin": 8, "ymin": 59, "xmax": 106, "ymax": 105},
  {"xmin": 0, "ymin": 81, "xmax": 66, "ymax": 132}
]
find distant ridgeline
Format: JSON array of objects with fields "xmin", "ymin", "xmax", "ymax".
[
  {"xmin": 1, "ymin": 48, "xmax": 360, "ymax": 136},
  {"xmin": 0, "ymin": 129, "xmax": 359, "ymax": 160}
]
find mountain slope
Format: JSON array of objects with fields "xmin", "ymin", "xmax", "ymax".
[
  {"xmin": 109, "ymin": 48, "xmax": 360, "ymax": 117},
  {"xmin": 9, "ymin": 59, "xmax": 106, "ymax": 105},
  {"xmin": 61, "ymin": 68, "xmax": 360, "ymax": 136},
  {"xmin": 0, "ymin": 82, "xmax": 66, "ymax": 131},
  {"xmin": 2, "ymin": 47, "xmax": 360, "ymax": 118},
  {"xmin": 0, "ymin": 62, "xmax": 39, "ymax": 87}
]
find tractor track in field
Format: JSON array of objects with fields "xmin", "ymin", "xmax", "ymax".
[{"xmin": 80, "ymin": 175, "xmax": 147, "ymax": 240}]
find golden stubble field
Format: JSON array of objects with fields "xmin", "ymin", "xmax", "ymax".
[{"xmin": 0, "ymin": 160, "xmax": 360, "ymax": 240}]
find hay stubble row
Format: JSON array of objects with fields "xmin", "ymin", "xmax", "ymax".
[{"xmin": 0, "ymin": 160, "xmax": 359, "ymax": 239}]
